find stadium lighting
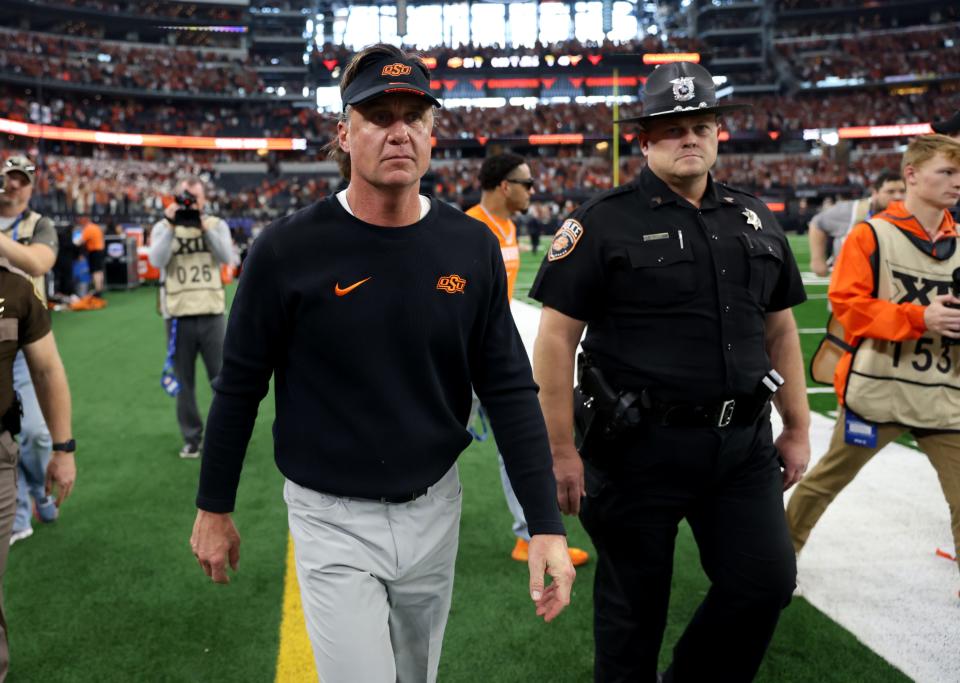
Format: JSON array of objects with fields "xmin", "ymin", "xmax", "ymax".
[
  {"xmin": 0, "ymin": 116, "xmax": 305, "ymax": 151},
  {"xmin": 644, "ymin": 53, "xmax": 702, "ymax": 64}
]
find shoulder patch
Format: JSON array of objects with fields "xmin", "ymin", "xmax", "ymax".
[{"xmin": 548, "ymin": 219, "xmax": 584, "ymax": 262}]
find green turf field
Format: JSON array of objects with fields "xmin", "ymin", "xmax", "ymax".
[{"xmin": 4, "ymin": 235, "xmax": 908, "ymax": 681}]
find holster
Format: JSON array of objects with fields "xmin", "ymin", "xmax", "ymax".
[{"xmin": 573, "ymin": 354, "xmax": 641, "ymax": 460}]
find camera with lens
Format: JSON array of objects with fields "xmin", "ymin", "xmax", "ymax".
[
  {"xmin": 945, "ymin": 267, "xmax": 960, "ymax": 346},
  {"xmin": 176, "ymin": 191, "xmax": 197, "ymax": 210},
  {"xmin": 173, "ymin": 190, "xmax": 201, "ymax": 227}
]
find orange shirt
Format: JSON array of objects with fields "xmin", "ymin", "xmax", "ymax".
[
  {"xmin": 466, "ymin": 204, "xmax": 520, "ymax": 300},
  {"xmin": 80, "ymin": 223, "xmax": 105, "ymax": 251},
  {"xmin": 829, "ymin": 200, "xmax": 958, "ymax": 400}
]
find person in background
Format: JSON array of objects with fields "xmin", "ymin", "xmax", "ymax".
[
  {"xmin": 0, "ymin": 156, "xmax": 60, "ymax": 546},
  {"xmin": 75, "ymin": 215, "xmax": 105, "ymax": 297},
  {"xmin": 807, "ymin": 171, "xmax": 905, "ymax": 277},
  {"xmin": 466, "ymin": 154, "xmax": 590, "ymax": 569},
  {"xmin": 932, "ymin": 110, "xmax": 960, "ymax": 221},
  {"xmin": 148, "ymin": 177, "xmax": 236, "ymax": 460},
  {"xmin": 786, "ymin": 134, "xmax": 960, "ymax": 587},
  {"xmin": 0, "ymin": 255, "xmax": 76, "ymax": 679}
]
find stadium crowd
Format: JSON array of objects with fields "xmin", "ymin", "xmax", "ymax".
[
  {"xmin": 13, "ymin": 147, "xmax": 905, "ymax": 227},
  {"xmin": 0, "ymin": 29, "xmax": 262, "ymax": 96},
  {"xmin": 24, "ymin": 155, "xmax": 335, "ymax": 221},
  {"xmin": 30, "ymin": 0, "xmax": 246, "ymax": 22},
  {"xmin": 0, "ymin": 86, "xmax": 326, "ymax": 140},
  {"xmin": 779, "ymin": 27, "xmax": 960, "ymax": 83}
]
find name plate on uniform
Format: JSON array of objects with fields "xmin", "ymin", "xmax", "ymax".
[
  {"xmin": 844, "ymin": 411, "xmax": 878, "ymax": 448},
  {"xmin": 642, "ymin": 232, "xmax": 670, "ymax": 242}
]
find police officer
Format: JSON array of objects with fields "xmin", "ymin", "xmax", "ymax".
[
  {"xmin": 0, "ymin": 156, "xmax": 61, "ymax": 544},
  {"xmin": 0, "ymin": 249, "xmax": 75, "ymax": 677},
  {"xmin": 148, "ymin": 177, "xmax": 236, "ymax": 459},
  {"xmin": 531, "ymin": 62, "xmax": 811, "ymax": 682}
]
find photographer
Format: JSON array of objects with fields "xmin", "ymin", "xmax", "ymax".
[
  {"xmin": 148, "ymin": 177, "xmax": 236, "ymax": 459},
  {"xmin": 787, "ymin": 134, "xmax": 960, "ymax": 582}
]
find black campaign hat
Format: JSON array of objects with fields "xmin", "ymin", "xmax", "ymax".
[
  {"xmin": 341, "ymin": 53, "xmax": 441, "ymax": 110},
  {"xmin": 616, "ymin": 61, "xmax": 749, "ymax": 124},
  {"xmin": 932, "ymin": 111, "xmax": 960, "ymax": 135}
]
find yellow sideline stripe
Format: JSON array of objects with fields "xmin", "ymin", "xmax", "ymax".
[{"xmin": 274, "ymin": 533, "xmax": 319, "ymax": 682}]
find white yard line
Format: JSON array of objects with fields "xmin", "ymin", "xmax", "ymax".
[{"xmin": 510, "ymin": 300, "xmax": 960, "ymax": 683}]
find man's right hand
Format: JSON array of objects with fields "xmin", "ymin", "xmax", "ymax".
[
  {"xmin": 191, "ymin": 510, "xmax": 241, "ymax": 584},
  {"xmin": 924, "ymin": 294, "xmax": 960, "ymax": 338},
  {"xmin": 553, "ymin": 444, "xmax": 585, "ymax": 515},
  {"xmin": 163, "ymin": 202, "xmax": 179, "ymax": 221}
]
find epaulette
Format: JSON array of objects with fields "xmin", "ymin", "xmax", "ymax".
[
  {"xmin": 570, "ymin": 180, "xmax": 639, "ymax": 221},
  {"xmin": 715, "ymin": 182, "xmax": 759, "ymax": 201}
]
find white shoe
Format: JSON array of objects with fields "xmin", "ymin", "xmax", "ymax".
[
  {"xmin": 179, "ymin": 444, "xmax": 201, "ymax": 459},
  {"xmin": 9, "ymin": 527, "xmax": 33, "ymax": 546}
]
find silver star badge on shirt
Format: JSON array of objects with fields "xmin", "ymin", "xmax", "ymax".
[{"xmin": 742, "ymin": 208, "xmax": 762, "ymax": 231}]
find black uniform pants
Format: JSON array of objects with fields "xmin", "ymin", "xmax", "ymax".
[{"xmin": 579, "ymin": 412, "xmax": 796, "ymax": 683}]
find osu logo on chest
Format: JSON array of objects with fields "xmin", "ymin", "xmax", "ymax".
[{"xmin": 437, "ymin": 274, "xmax": 467, "ymax": 294}]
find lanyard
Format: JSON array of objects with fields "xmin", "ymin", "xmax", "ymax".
[
  {"xmin": 478, "ymin": 205, "xmax": 515, "ymax": 246},
  {"xmin": 4, "ymin": 211, "xmax": 26, "ymax": 242}
]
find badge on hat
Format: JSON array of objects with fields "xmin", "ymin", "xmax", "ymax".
[
  {"xmin": 671, "ymin": 77, "xmax": 695, "ymax": 103},
  {"xmin": 548, "ymin": 219, "xmax": 584, "ymax": 262},
  {"xmin": 742, "ymin": 208, "xmax": 763, "ymax": 231}
]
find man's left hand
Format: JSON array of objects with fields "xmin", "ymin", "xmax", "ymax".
[
  {"xmin": 776, "ymin": 426, "xmax": 810, "ymax": 491},
  {"xmin": 45, "ymin": 452, "xmax": 76, "ymax": 507},
  {"xmin": 527, "ymin": 534, "xmax": 576, "ymax": 622}
]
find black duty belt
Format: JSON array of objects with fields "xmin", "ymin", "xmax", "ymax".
[{"xmin": 642, "ymin": 395, "xmax": 769, "ymax": 428}]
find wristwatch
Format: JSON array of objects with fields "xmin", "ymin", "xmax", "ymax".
[{"xmin": 52, "ymin": 439, "xmax": 76, "ymax": 453}]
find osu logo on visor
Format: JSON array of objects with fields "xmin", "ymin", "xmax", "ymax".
[
  {"xmin": 437, "ymin": 274, "xmax": 467, "ymax": 294},
  {"xmin": 381, "ymin": 63, "xmax": 413, "ymax": 77}
]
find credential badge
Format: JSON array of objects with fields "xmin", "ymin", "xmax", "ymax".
[
  {"xmin": 742, "ymin": 208, "xmax": 763, "ymax": 231},
  {"xmin": 670, "ymin": 76, "xmax": 695, "ymax": 102}
]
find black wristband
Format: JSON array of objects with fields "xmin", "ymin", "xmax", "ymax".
[{"xmin": 52, "ymin": 439, "xmax": 76, "ymax": 453}]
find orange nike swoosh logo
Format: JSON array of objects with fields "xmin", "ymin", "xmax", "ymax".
[{"xmin": 334, "ymin": 277, "xmax": 372, "ymax": 297}]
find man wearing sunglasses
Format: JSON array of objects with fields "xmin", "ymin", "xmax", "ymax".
[{"xmin": 466, "ymin": 154, "xmax": 591, "ymax": 569}]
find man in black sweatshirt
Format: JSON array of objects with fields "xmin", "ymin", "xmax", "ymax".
[{"xmin": 189, "ymin": 44, "xmax": 575, "ymax": 682}]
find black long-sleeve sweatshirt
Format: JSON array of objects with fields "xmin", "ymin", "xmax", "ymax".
[{"xmin": 196, "ymin": 196, "xmax": 565, "ymax": 537}]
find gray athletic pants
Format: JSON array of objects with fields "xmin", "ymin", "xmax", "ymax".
[
  {"xmin": 165, "ymin": 314, "xmax": 225, "ymax": 449},
  {"xmin": 285, "ymin": 464, "xmax": 462, "ymax": 683}
]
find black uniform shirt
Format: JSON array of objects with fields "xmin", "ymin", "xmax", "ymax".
[{"xmin": 531, "ymin": 166, "xmax": 805, "ymax": 402}]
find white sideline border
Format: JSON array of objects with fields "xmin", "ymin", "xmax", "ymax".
[{"xmin": 510, "ymin": 300, "xmax": 960, "ymax": 683}]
